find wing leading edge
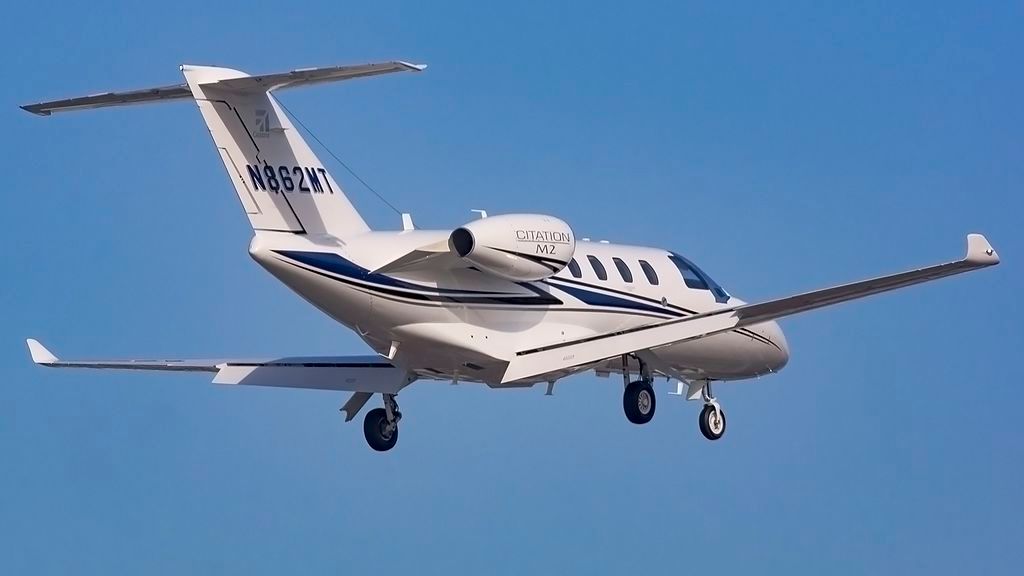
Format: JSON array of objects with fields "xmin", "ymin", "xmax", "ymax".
[{"xmin": 502, "ymin": 234, "xmax": 1000, "ymax": 383}]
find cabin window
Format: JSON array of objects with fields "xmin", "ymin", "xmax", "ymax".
[
  {"xmin": 566, "ymin": 258, "xmax": 582, "ymax": 278},
  {"xmin": 612, "ymin": 257, "xmax": 633, "ymax": 283},
  {"xmin": 639, "ymin": 259, "xmax": 659, "ymax": 285},
  {"xmin": 587, "ymin": 255, "xmax": 608, "ymax": 281}
]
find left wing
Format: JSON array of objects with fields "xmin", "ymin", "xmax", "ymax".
[
  {"xmin": 502, "ymin": 233, "xmax": 1000, "ymax": 383},
  {"xmin": 26, "ymin": 339, "xmax": 414, "ymax": 394}
]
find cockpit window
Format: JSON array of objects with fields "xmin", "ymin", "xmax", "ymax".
[
  {"xmin": 669, "ymin": 254, "xmax": 707, "ymax": 290},
  {"xmin": 668, "ymin": 253, "xmax": 730, "ymax": 303}
]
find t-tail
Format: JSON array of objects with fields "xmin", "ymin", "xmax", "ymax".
[{"xmin": 21, "ymin": 61, "xmax": 426, "ymax": 238}]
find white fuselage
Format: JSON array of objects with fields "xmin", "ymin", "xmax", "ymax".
[{"xmin": 248, "ymin": 230, "xmax": 790, "ymax": 387}]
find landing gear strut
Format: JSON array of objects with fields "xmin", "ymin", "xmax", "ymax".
[
  {"xmin": 622, "ymin": 354, "xmax": 656, "ymax": 425},
  {"xmin": 697, "ymin": 382, "xmax": 726, "ymax": 441},
  {"xmin": 363, "ymin": 394, "xmax": 401, "ymax": 451}
]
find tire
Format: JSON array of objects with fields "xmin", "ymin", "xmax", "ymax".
[
  {"xmin": 623, "ymin": 380, "xmax": 656, "ymax": 425},
  {"xmin": 699, "ymin": 404, "xmax": 726, "ymax": 441},
  {"xmin": 363, "ymin": 407, "xmax": 399, "ymax": 452}
]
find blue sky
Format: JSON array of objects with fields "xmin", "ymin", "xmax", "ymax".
[{"xmin": 2, "ymin": 1, "xmax": 1021, "ymax": 573}]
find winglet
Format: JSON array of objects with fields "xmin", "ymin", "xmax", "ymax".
[
  {"xmin": 26, "ymin": 339, "xmax": 58, "ymax": 364},
  {"xmin": 965, "ymin": 234, "xmax": 999, "ymax": 266},
  {"xmin": 397, "ymin": 61, "xmax": 428, "ymax": 72}
]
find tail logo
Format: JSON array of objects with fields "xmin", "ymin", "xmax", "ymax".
[{"xmin": 254, "ymin": 109, "xmax": 271, "ymax": 138}]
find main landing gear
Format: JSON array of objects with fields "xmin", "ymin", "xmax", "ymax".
[
  {"xmin": 363, "ymin": 394, "xmax": 401, "ymax": 451},
  {"xmin": 624, "ymin": 379, "xmax": 656, "ymax": 424},
  {"xmin": 697, "ymin": 382, "xmax": 726, "ymax": 441},
  {"xmin": 622, "ymin": 354, "xmax": 656, "ymax": 425}
]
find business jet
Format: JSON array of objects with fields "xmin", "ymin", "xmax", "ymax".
[{"xmin": 22, "ymin": 61, "xmax": 1000, "ymax": 451}]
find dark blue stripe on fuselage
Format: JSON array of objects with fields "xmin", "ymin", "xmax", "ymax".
[
  {"xmin": 544, "ymin": 280, "xmax": 680, "ymax": 317},
  {"xmin": 274, "ymin": 250, "xmax": 785, "ymax": 344},
  {"xmin": 544, "ymin": 277, "xmax": 778, "ymax": 347},
  {"xmin": 275, "ymin": 251, "xmax": 780, "ymax": 348},
  {"xmin": 274, "ymin": 250, "xmax": 562, "ymax": 306},
  {"xmin": 277, "ymin": 251, "xmax": 501, "ymax": 295}
]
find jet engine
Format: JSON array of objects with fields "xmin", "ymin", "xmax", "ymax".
[{"xmin": 448, "ymin": 214, "xmax": 575, "ymax": 281}]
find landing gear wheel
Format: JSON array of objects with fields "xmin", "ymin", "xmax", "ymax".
[
  {"xmin": 363, "ymin": 407, "xmax": 399, "ymax": 451},
  {"xmin": 623, "ymin": 380, "xmax": 656, "ymax": 425},
  {"xmin": 698, "ymin": 404, "xmax": 726, "ymax": 441}
]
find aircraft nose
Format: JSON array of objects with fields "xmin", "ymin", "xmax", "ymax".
[{"xmin": 761, "ymin": 321, "xmax": 790, "ymax": 372}]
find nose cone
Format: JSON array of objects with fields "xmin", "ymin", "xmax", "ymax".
[{"xmin": 761, "ymin": 321, "xmax": 790, "ymax": 372}]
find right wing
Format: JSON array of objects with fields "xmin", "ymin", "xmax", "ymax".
[
  {"xmin": 26, "ymin": 339, "xmax": 414, "ymax": 394},
  {"xmin": 502, "ymin": 234, "xmax": 1000, "ymax": 383}
]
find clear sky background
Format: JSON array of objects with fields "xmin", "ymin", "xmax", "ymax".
[{"xmin": 1, "ymin": 1, "xmax": 1021, "ymax": 574}]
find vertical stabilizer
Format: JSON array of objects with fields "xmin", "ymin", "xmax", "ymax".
[{"xmin": 182, "ymin": 65, "xmax": 369, "ymax": 236}]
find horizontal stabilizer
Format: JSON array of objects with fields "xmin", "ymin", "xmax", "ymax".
[
  {"xmin": 205, "ymin": 61, "xmax": 426, "ymax": 93},
  {"xmin": 21, "ymin": 84, "xmax": 192, "ymax": 116},
  {"xmin": 20, "ymin": 60, "xmax": 426, "ymax": 116}
]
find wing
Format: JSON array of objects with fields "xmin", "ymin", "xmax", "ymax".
[
  {"xmin": 502, "ymin": 234, "xmax": 1000, "ymax": 383},
  {"xmin": 26, "ymin": 339, "xmax": 414, "ymax": 394}
]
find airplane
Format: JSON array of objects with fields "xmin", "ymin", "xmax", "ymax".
[{"xmin": 21, "ymin": 61, "xmax": 1000, "ymax": 451}]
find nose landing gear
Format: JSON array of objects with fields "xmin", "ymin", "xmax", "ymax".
[{"xmin": 697, "ymin": 382, "xmax": 726, "ymax": 441}]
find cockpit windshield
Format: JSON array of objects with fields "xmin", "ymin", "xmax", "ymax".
[{"xmin": 668, "ymin": 253, "xmax": 730, "ymax": 303}]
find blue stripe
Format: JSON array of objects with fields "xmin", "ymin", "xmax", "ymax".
[
  {"xmin": 274, "ymin": 250, "xmax": 562, "ymax": 306},
  {"xmin": 276, "ymin": 251, "xmax": 503, "ymax": 295},
  {"xmin": 545, "ymin": 281, "xmax": 679, "ymax": 317}
]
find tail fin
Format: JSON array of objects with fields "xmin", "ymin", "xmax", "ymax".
[{"xmin": 22, "ymin": 61, "xmax": 426, "ymax": 237}]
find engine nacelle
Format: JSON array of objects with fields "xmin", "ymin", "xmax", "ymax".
[{"xmin": 448, "ymin": 214, "xmax": 576, "ymax": 281}]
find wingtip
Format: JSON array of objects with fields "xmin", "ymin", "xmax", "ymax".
[
  {"xmin": 20, "ymin": 104, "xmax": 50, "ymax": 116},
  {"xmin": 397, "ymin": 61, "xmax": 428, "ymax": 72},
  {"xmin": 26, "ymin": 338, "xmax": 58, "ymax": 364},
  {"xmin": 965, "ymin": 233, "xmax": 999, "ymax": 266}
]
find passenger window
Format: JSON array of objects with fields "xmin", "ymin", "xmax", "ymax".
[
  {"xmin": 587, "ymin": 255, "xmax": 608, "ymax": 281},
  {"xmin": 612, "ymin": 257, "xmax": 633, "ymax": 283},
  {"xmin": 639, "ymin": 259, "xmax": 659, "ymax": 285},
  {"xmin": 566, "ymin": 258, "xmax": 582, "ymax": 278}
]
